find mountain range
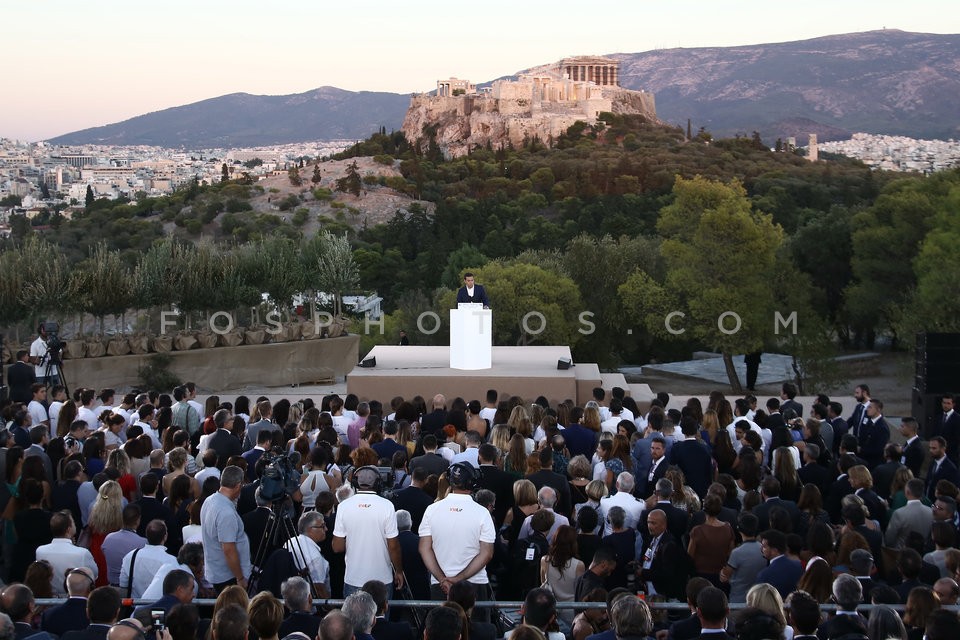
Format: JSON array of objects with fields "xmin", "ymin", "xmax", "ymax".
[{"xmin": 48, "ymin": 29, "xmax": 960, "ymax": 148}]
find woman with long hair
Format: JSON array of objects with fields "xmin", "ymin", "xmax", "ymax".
[
  {"xmin": 164, "ymin": 474, "xmax": 194, "ymax": 537},
  {"xmin": 540, "ymin": 525, "xmax": 585, "ymax": 624},
  {"xmin": 87, "ymin": 480, "xmax": 123, "ymax": 586},
  {"xmin": 773, "ymin": 447, "xmax": 801, "ymax": 503},
  {"xmin": 712, "ymin": 429, "xmax": 737, "ymax": 477},
  {"xmin": 903, "ymin": 586, "xmax": 939, "ymax": 640},
  {"xmin": 735, "ymin": 446, "xmax": 762, "ymax": 498},
  {"xmin": 100, "ymin": 411, "xmax": 125, "ymax": 451},
  {"xmin": 107, "ymin": 449, "xmax": 137, "ymax": 501},
  {"xmin": 889, "ymin": 467, "xmax": 921, "ymax": 512},
  {"xmin": 83, "ymin": 433, "xmax": 105, "ymax": 477},
  {"xmin": 490, "ymin": 425, "xmax": 511, "ymax": 455},
  {"xmin": 688, "ymin": 495, "xmax": 735, "ymax": 588},
  {"xmin": 701, "ymin": 410, "xmax": 721, "ymax": 447},
  {"xmin": 508, "ymin": 406, "xmax": 534, "ymax": 454},
  {"xmin": 502, "ymin": 479, "xmax": 539, "ymax": 549},
  {"xmin": 604, "ymin": 435, "xmax": 632, "ymax": 492},
  {"xmin": 797, "ymin": 557, "xmax": 834, "ymax": 603},
  {"xmin": 797, "ymin": 484, "xmax": 830, "ymax": 538},
  {"xmin": 201, "ymin": 395, "xmax": 220, "ymax": 435},
  {"xmin": 234, "ymin": 396, "xmax": 251, "ymax": 426},
  {"xmin": 504, "ymin": 434, "xmax": 528, "ymax": 478},
  {"xmin": 20, "ymin": 456, "xmax": 51, "ymax": 508},
  {"xmin": 745, "ymin": 583, "xmax": 792, "ymax": 640},
  {"xmin": 55, "ymin": 400, "xmax": 78, "ymax": 438},
  {"xmin": 665, "ymin": 467, "xmax": 700, "ymax": 512},
  {"xmin": 567, "ymin": 455, "xmax": 593, "ymax": 508},
  {"xmin": 582, "ymin": 407, "xmax": 602, "ymax": 434},
  {"xmin": 163, "ymin": 447, "xmax": 199, "ymax": 498}
]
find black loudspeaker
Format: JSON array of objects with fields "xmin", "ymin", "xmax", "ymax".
[
  {"xmin": 916, "ymin": 332, "xmax": 960, "ymax": 394},
  {"xmin": 0, "ymin": 333, "xmax": 3, "ymax": 386},
  {"xmin": 913, "ymin": 387, "xmax": 945, "ymax": 440},
  {"xmin": 557, "ymin": 358, "xmax": 572, "ymax": 370},
  {"xmin": 358, "ymin": 356, "xmax": 376, "ymax": 368}
]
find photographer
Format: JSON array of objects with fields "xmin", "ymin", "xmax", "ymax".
[
  {"xmin": 30, "ymin": 323, "xmax": 61, "ymax": 387},
  {"xmin": 332, "ymin": 466, "xmax": 403, "ymax": 599}
]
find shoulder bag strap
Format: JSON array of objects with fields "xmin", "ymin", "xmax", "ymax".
[{"xmin": 127, "ymin": 547, "xmax": 141, "ymax": 598}]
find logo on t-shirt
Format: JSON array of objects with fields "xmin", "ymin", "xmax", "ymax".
[
  {"xmin": 448, "ymin": 507, "xmax": 463, "ymax": 512},
  {"xmin": 358, "ymin": 503, "xmax": 372, "ymax": 508}
]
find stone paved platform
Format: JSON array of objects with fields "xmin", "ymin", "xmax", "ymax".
[{"xmin": 622, "ymin": 353, "xmax": 796, "ymax": 387}]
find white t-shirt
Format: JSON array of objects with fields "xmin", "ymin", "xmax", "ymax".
[
  {"xmin": 48, "ymin": 401, "xmax": 64, "ymax": 427},
  {"xmin": 77, "ymin": 406, "xmax": 99, "ymax": 429},
  {"xmin": 332, "ymin": 414, "xmax": 352, "ymax": 439},
  {"xmin": 418, "ymin": 492, "xmax": 496, "ymax": 584},
  {"xmin": 31, "ymin": 336, "xmax": 56, "ymax": 377},
  {"xmin": 600, "ymin": 416, "xmax": 622, "ymax": 434},
  {"xmin": 598, "ymin": 492, "xmax": 647, "ymax": 536},
  {"xmin": 479, "ymin": 407, "xmax": 497, "ymax": 426},
  {"xmin": 333, "ymin": 491, "xmax": 398, "ymax": 587},
  {"xmin": 285, "ymin": 534, "xmax": 331, "ymax": 588},
  {"xmin": 27, "ymin": 400, "xmax": 48, "ymax": 426}
]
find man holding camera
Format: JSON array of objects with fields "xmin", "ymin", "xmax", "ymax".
[
  {"xmin": 30, "ymin": 323, "xmax": 61, "ymax": 387},
  {"xmin": 332, "ymin": 466, "xmax": 404, "ymax": 599}
]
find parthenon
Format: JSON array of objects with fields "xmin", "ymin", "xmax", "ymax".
[{"xmin": 556, "ymin": 56, "xmax": 620, "ymax": 86}]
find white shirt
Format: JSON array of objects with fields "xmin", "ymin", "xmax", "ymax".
[
  {"xmin": 119, "ymin": 544, "xmax": 179, "ymax": 598},
  {"xmin": 35, "ymin": 538, "xmax": 98, "ymax": 596},
  {"xmin": 195, "ymin": 465, "xmax": 221, "ymax": 485},
  {"xmin": 31, "ymin": 336, "xmax": 56, "ymax": 377},
  {"xmin": 136, "ymin": 420, "xmax": 162, "ymax": 450},
  {"xmin": 450, "ymin": 447, "xmax": 480, "ymax": 468},
  {"xmin": 598, "ymin": 491, "xmax": 646, "ymax": 536},
  {"xmin": 333, "ymin": 491, "xmax": 398, "ymax": 586},
  {"xmin": 518, "ymin": 508, "xmax": 570, "ymax": 543},
  {"xmin": 479, "ymin": 407, "xmax": 497, "ymax": 425},
  {"xmin": 27, "ymin": 400, "xmax": 48, "ymax": 426},
  {"xmin": 141, "ymin": 562, "xmax": 199, "ymax": 600},
  {"xmin": 726, "ymin": 418, "xmax": 762, "ymax": 453},
  {"xmin": 77, "ymin": 406, "xmax": 99, "ymax": 429},
  {"xmin": 48, "ymin": 401, "xmax": 64, "ymax": 427},
  {"xmin": 600, "ymin": 416, "xmax": 623, "ymax": 434},
  {"xmin": 418, "ymin": 492, "xmax": 497, "ymax": 584},
  {"xmin": 285, "ymin": 534, "xmax": 331, "ymax": 588},
  {"xmin": 188, "ymin": 399, "xmax": 204, "ymax": 419}
]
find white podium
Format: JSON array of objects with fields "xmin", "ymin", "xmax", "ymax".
[{"xmin": 450, "ymin": 305, "xmax": 492, "ymax": 370}]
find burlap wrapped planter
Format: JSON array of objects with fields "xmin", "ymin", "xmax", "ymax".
[
  {"xmin": 196, "ymin": 331, "xmax": 219, "ymax": 349},
  {"xmin": 301, "ymin": 321, "xmax": 321, "ymax": 340},
  {"xmin": 62, "ymin": 340, "xmax": 86, "ymax": 360},
  {"xmin": 128, "ymin": 335, "xmax": 150, "ymax": 355},
  {"xmin": 218, "ymin": 330, "xmax": 245, "ymax": 347},
  {"xmin": 106, "ymin": 337, "xmax": 131, "ymax": 357},
  {"xmin": 327, "ymin": 322, "xmax": 344, "ymax": 338},
  {"xmin": 85, "ymin": 338, "xmax": 106, "ymax": 358},
  {"xmin": 173, "ymin": 331, "xmax": 198, "ymax": 351},
  {"xmin": 2, "ymin": 343, "xmax": 12, "ymax": 364},
  {"xmin": 151, "ymin": 335, "xmax": 173, "ymax": 353},
  {"xmin": 244, "ymin": 328, "xmax": 266, "ymax": 345}
]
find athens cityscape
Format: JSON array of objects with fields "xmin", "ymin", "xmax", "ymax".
[{"xmin": 1, "ymin": 3, "xmax": 960, "ymax": 640}]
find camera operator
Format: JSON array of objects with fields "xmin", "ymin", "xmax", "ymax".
[
  {"xmin": 30, "ymin": 323, "xmax": 61, "ymax": 387},
  {"xmin": 332, "ymin": 466, "xmax": 404, "ymax": 599}
]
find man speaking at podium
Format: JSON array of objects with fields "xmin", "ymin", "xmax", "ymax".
[{"xmin": 456, "ymin": 273, "xmax": 490, "ymax": 308}]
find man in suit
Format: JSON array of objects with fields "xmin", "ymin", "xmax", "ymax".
[
  {"xmin": 242, "ymin": 489, "xmax": 283, "ymax": 566},
  {"xmin": 871, "ymin": 443, "xmax": 904, "ymax": 501},
  {"xmin": 134, "ymin": 474, "xmax": 177, "ymax": 551},
  {"xmin": 827, "ymin": 401, "xmax": 849, "ymax": 457},
  {"xmin": 134, "ymin": 569, "xmax": 195, "ymax": 618},
  {"xmin": 455, "ymin": 272, "xmax": 490, "ymax": 307},
  {"xmin": 279, "ymin": 577, "xmax": 321, "ymax": 639},
  {"xmin": 927, "ymin": 436, "xmax": 958, "ymax": 501},
  {"xmin": 665, "ymin": 578, "xmax": 717, "ymax": 640},
  {"xmin": 475, "ymin": 444, "xmax": 514, "ymax": 528},
  {"xmin": 847, "ymin": 384, "xmax": 871, "ymax": 440},
  {"xmin": 695, "ymin": 587, "xmax": 735, "ymax": 640},
  {"xmin": 51, "ymin": 460, "xmax": 86, "ymax": 529},
  {"xmin": 756, "ymin": 529, "xmax": 802, "ymax": 599},
  {"xmin": 242, "ymin": 400, "xmax": 277, "ymax": 451},
  {"xmin": 408, "ymin": 435, "xmax": 450, "ymax": 477},
  {"xmin": 62, "ymin": 586, "xmax": 121, "ymax": 640},
  {"xmin": 362, "ymin": 579, "xmax": 413, "ymax": 640},
  {"xmin": 780, "ymin": 383, "xmax": 803, "ymax": 419},
  {"xmin": 638, "ymin": 436, "xmax": 669, "ymax": 499},
  {"xmin": 900, "ymin": 417, "xmax": 925, "ymax": 478},
  {"xmin": 816, "ymin": 575, "xmax": 866, "ymax": 640},
  {"xmin": 7, "ymin": 350, "xmax": 37, "ymax": 404},
  {"xmin": 390, "ymin": 467, "xmax": 434, "ymax": 533},
  {"xmin": 4, "ymin": 584, "xmax": 51, "ymax": 640},
  {"xmin": 764, "ymin": 398, "xmax": 786, "ymax": 430},
  {"xmin": 935, "ymin": 394, "xmax": 960, "ymax": 463},
  {"xmin": 669, "ymin": 416, "xmax": 713, "ymax": 498},
  {"xmin": 527, "ymin": 447, "xmax": 572, "ymax": 517},
  {"xmin": 752, "ymin": 477, "xmax": 802, "ymax": 533},
  {"xmin": 841, "ymin": 503, "xmax": 883, "ymax": 568},
  {"xmin": 786, "ymin": 590, "xmax": 824, "ymax": 640},
  {"xmin": 640, "ymin": 478, "xmax": 689, "ymax": 541},
  {"xmin": 207, "ymin": 408, "xmax": 242, "ymax": 469},
  {"xmin": 41, "ymin": 567, "xmax": 94, "ymax": 636},
  {"xmin": 798, "ymin": 444, "xmax": 831, "ymax": 495},
  {"xmin": 418, "ymin": 396, "xmax": 448, "ymax": 438},
  {"xmin": 242, "ymin": 428, "xmax": 274, "ymax": 482},
  {"xmin": 858, "ymin": 398, "xmax": 890, "ymax": 468},
  {"xmin": 885, "ymin": 478, "xmax": 933, "ymax": 549},
  {"xmin": 636, "ymin": 509, "xmax": 687, "ymax": 600}
]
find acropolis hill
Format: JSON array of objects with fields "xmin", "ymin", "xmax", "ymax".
[{"xmin": 401, "ymin": 56, "xmax": 657, "ymax": 158}]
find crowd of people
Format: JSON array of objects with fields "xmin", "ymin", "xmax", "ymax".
[{"xmin": 0, "ymin": 376, "xmax": 958, "ymax": 640}]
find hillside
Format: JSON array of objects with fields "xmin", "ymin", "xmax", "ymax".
[
  {"xmin": 48, "ymin": 87, "xmax": 410, "ymax": 147},
  {"xmin": 46, "ymin": 30, "xmax": 960, "ymax": 147},
  {"xmin": 613, "ymin": 29, "xmax": 960, "ymax": 142}
]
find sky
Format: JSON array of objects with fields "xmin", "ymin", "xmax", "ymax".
[{"xmin": 4, "ymin": 0, "xmax": 959, "ymax": 142}]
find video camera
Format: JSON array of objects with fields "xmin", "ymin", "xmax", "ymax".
[
  {"xmin": 40, "ymin": 321, "xmax": 64, "ymax": 365},
  {"xmin": 259, "ymin": 447, "xmax": 302, "ymax": 503},
  {"xmin": 350, "ymin": 465, "xmax": 396, "ymax": 499}
]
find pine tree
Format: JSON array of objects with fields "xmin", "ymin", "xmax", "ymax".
[
  {"xmin": 85, "ymin": 185, "xmax": 95, "ymax": 208},
  {"xmin": 221, "ymin": 163, "xmax": 229, "ymax": 182},
  {"xmin": 311, "ymin": 164, "xmax": 322, "ymax": 185}
]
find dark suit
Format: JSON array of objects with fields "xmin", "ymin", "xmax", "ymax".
[
  {"xmin": 855, "ymin": 488, "xmax": 888, "ymax": 527},
  {"xmin": 397, "ymin": 530, "xmax": 430, "ymax": 600},
  {"xmin": 526, "ymin": 469, "xmax": 572, "ymax": 517},
  {"xmin": 15, "ymin": 622, "xmax": 50, "ymax": 640},
  {"xmin": 51, "ymin": 479, "xmax": 83, "ymax": 532},
  {"xmin": 637, "ymin": 531, "xmax": 687, "ymax": 600},
  {"xmin": 752, "ymin": 497, "xmax": 802, "ymax": 533},
  {"xmin": 237, "ymin": 478, "xmax": 260, "ymax": 516},
  {"xmin": 7, "ymin": 361, "xmax": 37, "ymax": 404},
  {"xmin": 798, "ymin": 462, "xmax": 831, "ymax": 496},
  {"xmin": 242, "ymin": 506, "xmax": 282, "ymax": 565},
  {"xmin": 826, "ymin": 475, "xmax": 853, "ymax": 524},
  {"xmin": 207, "ymin": 429, "xmax": 243, "ymax": 469},
  {"xmin": 830, "ymin": 417, "xmax": 849, "ymax": 455},
  {"xmin": 279, "ymin": 612, "xmax": 322, "ymax": 639},
  {"xmin": 901, "ymin": 437, "xmax": 925, "ymax": 479},
  {"xmin": 41, "ymin": 596, "xmax": 89, "ymax": 637},
  {"xmin": 696, "ymin": 632, "xmax": 735, "ymax": 640},
  {"xmin": 927, "ymin": 456, "xmax": 959, "ymax": 501},
  {"xmin": 639, "ymin": 456, "xmax": 669, "ymax": 499},
  {"xmin": 858, "ymin": 416, "xmax": 890, "ymax": 468},
  {"xmin": 372, "ymin": 616, "xmax": 413, "ymax": 640},
  {"xmin": 895, "ymin": 578, "xmax": 924, "ymax": 603},
  {"xmin": 640, "ymin": 501, "xmax": 689, "ymax": 542},
  {"xmin": 477, "ymin": 464, "xmax": 515, "ymax": 528},
  {"xmin": 871, "ymin": 461, "xmax": 903, "ymax": 501},
  {"xmin": 456, "ymin": 284, "xmax": 489, "ymax": 307},
  {"xmin": 756, "ymin": 555, "xmax": 802, "ymax": 598},
  {"xmin": 848, "ymin": 404, "xmax": 868, "ymax": 439},
  {"xmin": 62, "ymin": 623, "xmax": 112, "ymax": 640},
  {"xmin": 135, "ymin": 496, "xmax": 179, "ymax": 554},
  {"xmin": 408, "ymin": 452, "xmax": 449, "ymax": 477},
  {"xmin": 390, "ymin": 485, "xmax": 434, "ymax": 533},
  {"xmin": 241, "ymin": 447, "xmax": 267, "ymax": 482},
  {"xmin": 418, "ymin": 410, "xmax": 448, "ymax": 437},
  {"xmin": 782, "ymin": 399, "xmax": 803, "ymax": 418},
  {"xmin": 816, "ymin": 613, "xmax": 867, "ymax": 640},
  {"xmin": 669, "ymin": 438, "xmax": 713, "ymax": 498},
  {"xmin": 935, "ymin": 410, "xmax": 960, "ymax": 463},
  {"xmin": 564, "ymin": 424, "xmax": 598, "ymax": 460}
]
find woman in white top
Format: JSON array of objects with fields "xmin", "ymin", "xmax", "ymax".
[
  {"xmin": 540, "ymin": 525, "xmax": 585, "ymax": 624},
  {"xmin": 299, "ymin": 446, "xmax": 339, "ymax": 510}
]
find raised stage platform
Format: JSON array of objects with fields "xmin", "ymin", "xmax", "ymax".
[{"xmin": 347, "ymin": 345, "xmax": 604, "ymax": 406}]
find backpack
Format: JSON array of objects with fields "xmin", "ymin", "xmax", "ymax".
[{"xmin": 513, "ymin": 533, "xmax": 548, "ymax": 596}]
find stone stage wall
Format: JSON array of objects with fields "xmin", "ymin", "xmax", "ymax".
[{"xmin": 14, "ymin": 334, "xmax": 359, "ymax": 392}]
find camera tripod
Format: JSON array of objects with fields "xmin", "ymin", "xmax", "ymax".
[{"xmin": 247, "ymin": 499, "xmax": 322, "ymax": 599}]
